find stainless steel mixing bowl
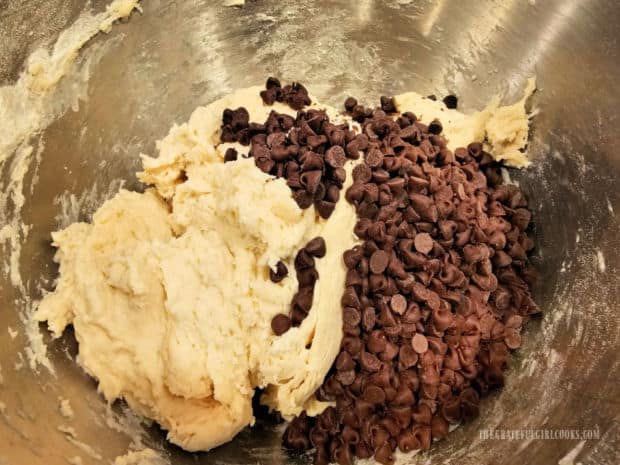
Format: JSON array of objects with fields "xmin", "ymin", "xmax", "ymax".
[{"xmin": 1, "ymin": 0, "xmax": 619, "ymax": 464}]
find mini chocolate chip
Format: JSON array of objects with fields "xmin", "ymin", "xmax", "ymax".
[
  {"xmin": 353, "ymin": 164, "xmax": 373, "ymax": 184},
  {"xmin": 328, "ymin": 128, "xmax": 346, "ymax": 147},
  {"xmin": 343, "ymin": 307, "xmax": 362, "ymax": 326},
  {"xmin": 360, "ymin": 351, "xmax": 382, "ymax": 372},
  {"xmin": 390, "ymin": 294, "xmax": 407, "ymax": 315},
  {"xmin": 372, "ymin": 169, "xmax": 390, "ymax": 184},
  {"xmin": 266, "ymin": 76, "xmax": 281, "ymax": 89},
  {"xmin": 260, "ymin": 88, "xmax": 277, "ymax": 105},
  {"xmin": 369, "ymin": 250, "xmax": 389, "ymax": 274},
  {"xmin": 504, "ymin": 328, "xmax": 522, "ymax": 349},
  {"xmin": 431, "ymin": 414, "xmax": 450, "ymax": 439},
  {"xmin": 271, "ymin": 313, "xmax": 292, "ymax": 335},
  {"xmin": 398, "ymin": 430, "xmax": 419, "ymax": 452},
  {"xmin": 224, "ymin": 147, "xmax": 238, "ymax": 162},
  {"xmin": 222, "ymin": 106, "xmax": 250, "ymax": 130},
  {"xmin": 505, "ymin": 314, "xmax": 523, "ymax": 329},
  {"xmin": 345, "ymin": 139, "xmax": 361, "ymax": 159},
  {"xmin": 367, "ymin": 329, "xmax": 387, "ymax": 353},
  {"xmin": 414, "ymin": 232, "xmax": 434, "ymax": 255},
  {"xmin": 325, "ymin": 146, "xmax": 346, "ymax": 168},
  {"xmin": 344, "ymin": 96, "xmax": 358, "ymax": 112},
  {"xmin": 364, "ymin": 385, "xmax": 386, "ymax": 404},
  {"xmin": 341, "ymin": 425, "xmax": 360, "ymax": 445},
  {"xmin": 393, "ymin": 384, "xmax": 415, "ymax": 407},
  {"xmin": 269, "ymin": 261, "xmax": 288, "ymax": 283},
  {"xmin": 294, "ymin": 287, "xmax": 314, "ymax": 312},
  {"xmin": 295, "ymin": 249, "xmax": 315, "ymax": 270},
  {"xmin": 313, "ymin": 182, "xmax": 326, "ymax": 201},
  {"xmin": 294, "ymin": 189, "xmax": 314, "ymax": 209},
  {"xmin": 442, "ymin": 94, "xmax": 458, "ymax": 109},
  {"xmin": 362, "ymin": 307, "xmax": 376, "ymax": 331},
  {"xmin": 354, "ymin": 218, "xmax": 372, "ymax": 239},
  {"xmin": 333, "ymin": 167, "xmax": 347, "ymax": 185},
  {"xmin": 306, "ymin": 237, "xmax": 327, "ymax": 258},
  {"xmin": 380, "ymin": 96, "xmax": 397, "ymax": 113},
  {"xmin": 253, "ymin": 151, "xmax": 275, "ymax": 174},
  {"xmin": 336, "ymin": 351, "xmax": 355, "ymax": 372},
  {"xmin": 316, "ymin": 200, "xmax": 336, "ymax": 219},
  {"xmin": 342, "ymin": 336, "xmax": 363, "ymax": 355},
  {"xmin": 307, "ymin": 134, "xmax": 328, "ymax": 150},
  {"xmin": 283, "ymin": 413, "xmax": 312, "ymax": 450},
  {"xmin": 355, "ymin": 134, "xmax": 370, "ymax": 150},
  {"xmin": 512, "ymin": 208, "xmax": 532, "ymax": 231},
  {"xmin": 411, "ymin": 333, "xmax": 429, "ymax": 354},
  {"xmin": 428, "ymin": 119, "xmax": 443, "ymax": 135},
  {"xmin": 363, "ymin": 184, "xmax": 380, "ymax": 204},
  {"xmin": 374, "ymin": 443, "xmax": 395, "ymax": 465},
  {"xmin": 365, "ymin": 148, "xmax": 384, "ymax": 168},
  {"xmin": 290, "ymin": 306, "xmax": 307, "ymax": 327},
  {"xmin": 343, "ymin": 246, "xmax": 364, "ymax": 269},
  {"xmin": 467, "ymin": 142, "xmax": 483, "ymax": 157},
  {"xmin": 346, "ymin": 268, "xmax": 363, "ymax": 287},
  {"xmin": 300, "ymin": 170, "xmax": 323, "ymax": 195},
  {"xmin": 399, "ymin": 344, "xmax": 419, "ymax": 369},
  {"xmin": 386, "ymin": 177, "xmax": 405, "ymax": 193},
  {"xmin": 297, "ymin": 267, "xmax": 319, "ymax": 287},
  {"xmin": 432, "ymin": 308, "xmax": 453, "ymax": 331},
  {"xmin": 346, "ymin": 183, "xmax": 365, "ymax": 204},
  {"xmin": 351, "ymin": 104, "xmax": 368, "ymax": 122},
  {"xmin": 326, "ymin": 184, "xmax": 340, "ymax": 203},
  {"xmin": 409, "ymin": 193, "xmax": 439, "ymax": 222},
  {"xmin": 336, "ymin": 369, "xmax": 357, "ymax": 386}
]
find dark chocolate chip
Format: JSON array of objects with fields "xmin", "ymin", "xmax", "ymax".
[
  {"xmin": 306, "ymin": 237, "xmax": 327, "ymax": 258},
  {"xmin": 390, "ymin": 294, "xmax": 407, "ymax": 315},
  {"xmin": 369, "ymin": 250, "xmax": 390, "ymax": 274},
  {"xmin": 428, "ymin": 119, "xmax": 443, "ymax": 135},
  {"xmin": 344, "ymin": 97, "xmax": 358, "ymax": 112},
  {"xmin": 414, "ymin": 232, "xmax": 434, "ymax": 255},
  {"xmin": 294, "ymin": 189, "xmax": 314, "ymax": 209},
  {"xmin": 411, "ymin": 333, "xmax": 429, "ymax": 354},
  {"xmin": 325, "ymin": 146, "xmax": 347, "ymax": 168},
  {"xmin": 271, "ymin": 313, "xmax": 292, "ymax": 335},
  {"xmin": 269, "ymin": 261, "xmax": 289, "ymax": 283},
  {"xmin": 380, "ymin": 96, "xmax": 397, "ymax": 113},
  {"xmin": 277, "ymin": 81, "xmax": 537, "ymax": 464},
  {"xmin": 224, "ymin": 147, "xmax": 238, "ymax": 162},
  {"xmin": 316, "ymin": 200, "xmax": 336, "ymax": 219},
  {"xmin": 442, "ymin": 94, "xmax": 458, "ymax": 109},
  {"xmin": 365, "ymin": 148, "xmax": 384, "ymax": 168},
  {"xmin": 353, "ymin": 164, "xmax": 373, "ymax": 184}
]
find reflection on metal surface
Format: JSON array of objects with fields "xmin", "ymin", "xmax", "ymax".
[
  {"xmin": 0, "ymin": 1, "xmax": 619, "ymax": 465},
  {"xmin": 355, "ymin": 0, "xmax": 374, "ymax": 25},
  {"xmin": 517, "ymin": 0, "xmax": 583, "ymax": 75},
  {"xmin": 420, "ymin": 0, "xmax": 446, "ymax": 37}
]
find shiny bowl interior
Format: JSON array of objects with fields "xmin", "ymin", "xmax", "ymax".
[{"xmin": 1, "ymin": 0, "xmax": 619, "ymax": 464}]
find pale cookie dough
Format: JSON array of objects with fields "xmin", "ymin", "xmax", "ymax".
[
  {"xmin": 59, "ymin": 397, "xmax": 74, "ymax": 419},
  {"xmin": 113, "ymin": 448, "xmax": 169, "ymax": 465},
  {"xmin": 396, "ymin": 78, "xmax": 536, "ymax": 167},
  {"xmin": 36, "ymin": 82, "xmax": 534, "ymax": 452}
]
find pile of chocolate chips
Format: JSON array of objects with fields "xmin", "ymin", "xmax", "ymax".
[
  {"xmin": 221, "ymin": 78, "xmax": 371, "ymax": 219},
  {"xmin": 282, "ymin": 94, "xmax": 539, "ymax": 464},
  {"xmin": 259, "ymin": 76, "xmax": 312, "ymax": 110},
  {"xmin": 271, "ymin": 237, "xmax": 327, "ymax": 335}
]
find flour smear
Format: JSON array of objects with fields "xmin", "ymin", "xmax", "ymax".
[{"xmin": 0, "ymin": 0, "xmax": 142, "ymax": 372}]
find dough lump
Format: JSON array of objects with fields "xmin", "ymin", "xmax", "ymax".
[{"xmin": 35, "ymin": 82, "xmax": 534, "ymax": 451}]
